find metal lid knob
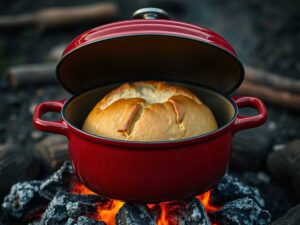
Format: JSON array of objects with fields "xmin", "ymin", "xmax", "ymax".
[{"xmin": 133, "ymin": 8, "xmax": 170, "ymax": 20}]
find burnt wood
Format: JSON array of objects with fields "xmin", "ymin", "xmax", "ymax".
[
  {"xmin": 0, "ymin": 2, "xmax": 118, "ymax": 30},
  {"xmin": 34, "ymin": 135, "xmax": 69, "ymax": 173},
  {"xmin": 245, "ymin": 66, "xmax": 300, "ymax": 94},
  {"xmin": 237, "ymin": 80, "xmax": 300, "ymax": 111},
  {"xmin": 6, "ymin": 63, "xmax": 57, "ymax": 88}
]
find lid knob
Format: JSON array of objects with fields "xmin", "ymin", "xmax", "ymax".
[{"xmin": 133, "ymin": 8, "xmax": 170, "ymax": 20}]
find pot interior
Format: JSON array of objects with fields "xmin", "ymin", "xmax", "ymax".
[{"xmin": 63, "ymin": 82, "xmax": 236, "ymax": 136}]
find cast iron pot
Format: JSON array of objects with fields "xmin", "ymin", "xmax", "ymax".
[{"xmin": 33, "ymin": 8, "xmax": 267, "ymax": 203}]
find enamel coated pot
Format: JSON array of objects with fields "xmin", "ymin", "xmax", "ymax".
[{"xmin": 33, "ymin": 8, "xmax": 268, "ymax": 203}]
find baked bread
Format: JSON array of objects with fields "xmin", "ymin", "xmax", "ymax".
[{"xmin": 82, "ymin": 81, "xmax": 218, "ymax": 141}]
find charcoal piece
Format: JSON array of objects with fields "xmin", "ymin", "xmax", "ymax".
[
  {"xmin": 209, "ymin": 197, "xmax": 271, "ymax": 225},
  {"xmin": 28, "ymin": 219, "xmax": 41, "ymax": 225},
  {"xmin": 271, "ymin": 204, "xmax": 300, "ymax": 225},
  {"xmin": 2, "ymin": 180, "xmax": 48, "ymax": 220},
  {"xmin": 165, "ymin": 198, "xmax": 211, "ymax": 225},
  {"xmin": 39, "ymin": 161, "xmax": 75, "ymax": 200},
  {"xmin": 116, "ymin": 203, "xmax": 157, "ymax": 225},
  {"xmin": 66, "ymin": 216, "xmax": 106, "ymax": 225},
  {"xmin": 40, "ymin": 191, "xmax": 106, "ymax": 225},
  {"xmin": 210, "ymin": 174, "xmax": 265, "ymax": 207},
  {"xmin": 66, "ymin": 201, "xmax": 97, "ymax": 218}
]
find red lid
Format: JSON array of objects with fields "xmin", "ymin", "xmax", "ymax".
[{"xmin": 57, "ymin": 8, "xmax": 244, "ymax": 94}]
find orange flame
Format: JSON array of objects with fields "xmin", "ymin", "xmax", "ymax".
[
  {"xmin": 72, "ymin": 182, "xmax": 219, "ymax": 225},
  {"xmin": 196, "ymin": 190, "xmax": 219, "ymax": 212},
  {"xmin": 72, "ymin": 182, "xmax": 124, "ymax": 225}
]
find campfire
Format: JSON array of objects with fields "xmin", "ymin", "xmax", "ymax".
[
  {"xmin": 1, "ymin": 162, "xmax": 271, "ymax": 225},
  {"xmin": 72, "ymin": 182, "xmax": 218, "ymax": 225}
]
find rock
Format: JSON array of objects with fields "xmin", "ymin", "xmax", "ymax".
[
  {"xmin": 271, "ymin": 204, "xmax": 300, "ymax": 225},
  {"xmin": 231, "ymin": 126, "xmax": 274, "ymax": 171},
  {"xmin": 267, "ymin": 139, "xmax": 300, "ymax": 200},
  {"xmin": 241, "ymin": 172, "xmax": 271, "ymax": 186}
]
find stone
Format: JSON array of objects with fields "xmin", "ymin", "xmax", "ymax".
[{"xmin": 267, "ymin": 139, "xmax": 300, "ymax": 200}]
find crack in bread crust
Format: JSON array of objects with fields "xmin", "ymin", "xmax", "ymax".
[
  {"xmin": 117, "ymin": 101, "xmax": 144, "ymax": 136},
  {"xmin": 168, "ymin": 96, "xmax": 186, "ymax": 124}
]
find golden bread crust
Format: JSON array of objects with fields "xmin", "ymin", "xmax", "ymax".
[{"xmin": 82, "ymin": 81, "xmax": 218, "ymax": 141}]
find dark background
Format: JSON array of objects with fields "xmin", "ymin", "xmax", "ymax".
[
  {"xmin": 0, "ymin": 0, "xmax": 299, "ymax": 145},
  {"xmin": 0, "ymin": 0, "xmax": 299, "ymax": 221}
]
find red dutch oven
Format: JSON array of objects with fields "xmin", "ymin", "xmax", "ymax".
[{"xmin": 33, "ymin": 8, "xmax": 267, "ymax": 203}]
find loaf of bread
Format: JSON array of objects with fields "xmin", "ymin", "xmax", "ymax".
[{"xmin": 82, "ymin": 81, "xmax": 218, "ymax": 141}]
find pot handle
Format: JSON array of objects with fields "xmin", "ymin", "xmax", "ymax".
[
  {"xmin": 33, "ymin": 100, "xmax": 68, "ymax": 137},
  {"xmin": 232, "ymin": 96, "xmax": 267, "ymax": 133}
]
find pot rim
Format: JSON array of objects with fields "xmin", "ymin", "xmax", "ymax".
[{"xmin": 61, "ymin": 82, "xmax": 238, "ymax": 147}]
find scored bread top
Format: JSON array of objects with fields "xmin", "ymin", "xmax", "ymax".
[{"xmin": 82, "ymin": 81, "xmax": 218, "ymax": 141}]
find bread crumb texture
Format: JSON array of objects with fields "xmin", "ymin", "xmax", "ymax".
[{"xmin": 83, "ymin": 81, "xmax": 218, "ymax": 141}]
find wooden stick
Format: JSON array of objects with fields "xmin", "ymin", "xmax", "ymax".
[
  {"xmin": 245, "ymin": 66, "xmax": 300, "ymax": 94},
  {"xmin": 237, "ymin": 80, "xmax": 300, "ymax": 111},
  {"xmin": 6, "ymin": 63, "xmax": 56, "ymax": 88},
  {"xmin": 0, "ymin": 2, "xmax": 119, "ymax": 29}
]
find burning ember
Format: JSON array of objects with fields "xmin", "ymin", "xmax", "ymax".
[
  {"xmin": 72, "ymin": 182, "xmax": 124, "ymax": 225},
  {"xmin": 72, "ymin": 182, "xmax": 218, "ymax": 225},
  {"xmin": 1, "ymin": 161, "xmax": 271, "ymax": 225}
]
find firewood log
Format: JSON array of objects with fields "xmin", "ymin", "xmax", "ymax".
[
  {"xmin": 0, "ymin": 2, "xmax": 118, "ymax": 30},
  {"xmin": 6, "ymin": 63, "xmax": 56, "ymax": 88},
  {"xmin": 245, "ymin": 66, "xmax": 300, "ymax": 94},
  {"xmin": 237, "ymin": 80, "xmax": 300, "ymax": 111},
  {"xmin": 34, "ymin": 135, "xmax": 69, "ymax": 173}
]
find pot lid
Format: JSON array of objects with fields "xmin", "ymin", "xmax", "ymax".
[{"xmin": 57, "ymin": 8, "xmax": 244, "ymax": 95}]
